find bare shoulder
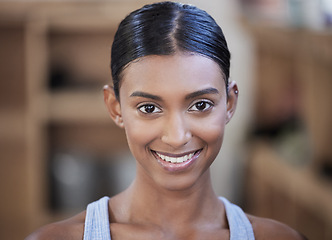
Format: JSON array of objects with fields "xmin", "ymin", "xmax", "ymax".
[
  {"xmin": 247, "ymin": 214, "xmax": 307, "ymax": 240},
  {"xmin": 25, "ymin": 211, "xmax": 86, "ymax": 240}
]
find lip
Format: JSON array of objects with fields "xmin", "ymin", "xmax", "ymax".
[{"xmin": 151, "ymin": 149, "xmax": 202, "ymax": 172}]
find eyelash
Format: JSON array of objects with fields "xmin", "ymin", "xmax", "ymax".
[
  {"xmin": 188, "ymin": 100, "xmax": 214, "ymax": 112},
  {"xmin": 137, "ymin": 100, "xmax": 214, "ymax": 115},
  {"xmin": 137, "ymin": 104, "xmax": 162, "ymax": 114}
]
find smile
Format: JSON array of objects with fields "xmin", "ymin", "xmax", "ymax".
[{"xmin": 153, "ymin": 150, "xmax": 200, "ymax": 164}]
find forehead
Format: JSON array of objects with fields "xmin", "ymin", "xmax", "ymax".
[{"xmin": 120, "ymin": 53, "xmax": 225, "ymax": 94}]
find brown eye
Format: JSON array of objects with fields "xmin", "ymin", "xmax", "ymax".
[
  {"xmin": 189, "ymin": 100, "xmax": 213, "ymax": 112},
  {"xmin": 144, "ymin": 105, "xmax": 155, "ymax": 113},
  {"xmin": 196, "ymin": 102, "xmax": 207, "ymax": 111},
  {"xmin": 138, "ymin": 104, "xmax": 162, "ymax": 114}
]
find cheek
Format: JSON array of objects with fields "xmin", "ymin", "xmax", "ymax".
[
  {"xmin": 122, "ymin": 115, "xmax": 160, "ymax": 151},
  {"xmin": 202, "ymin": 116, "xmax": 226, "ymax": 162},
  {"xmin": 202, "ymin": 122, "xmax": 225, "ymax": 154},
  {"xmin": 194, "ymin": 110, "xmax": 227, "ymax": 145}
]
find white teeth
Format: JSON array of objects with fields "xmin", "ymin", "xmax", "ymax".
[
  {"xmin": 156, "ymin": 152, "xmax": 195, "ymax": 163},
  {"xmin": 177, "ymin": 156, "xmax": 185, "ymax": 163}
]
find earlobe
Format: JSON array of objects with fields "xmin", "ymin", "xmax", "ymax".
[
  {"xmin": 103, "ymin": 85, "xmax": 124, "ymax": 128},
  {"xmin": 226, "ymin": 81, "xmax": 238, "ymax": 124}
]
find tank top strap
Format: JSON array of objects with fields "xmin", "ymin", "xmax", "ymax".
[
  {"xmin": 83, "ymin": 196, "xmax": 111, "ymax": 240},
  {"xmin": 219, "ymin": 197, "xmax": 255, "ymax": 240}
]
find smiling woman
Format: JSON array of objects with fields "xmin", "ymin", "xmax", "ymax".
[
  {"xmin": 26, "ymin": 2, "xmax": 306, "ymax": 240},
  {"xmin": 107, "ymin": 54, "xmax": 230, "ymax": 192}
]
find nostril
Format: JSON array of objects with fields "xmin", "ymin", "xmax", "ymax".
[
  {"xmin": 161, "ymin": 131, "xmax": 191, "ymax": 148},
  {"xmin": 161, "ymin": 114, "xmax": 192, "ymax": 148}
]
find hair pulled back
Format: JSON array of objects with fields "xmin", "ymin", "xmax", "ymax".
[{"xmin": 111, "ymin": 1, "xmax": 231, "ymax": 99}]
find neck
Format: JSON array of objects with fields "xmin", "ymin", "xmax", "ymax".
[{"xmin": 112, "ymin": 169, "xmax": 224, "ymax": 229}]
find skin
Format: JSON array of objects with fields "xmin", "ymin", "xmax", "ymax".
[{"xmin": 26, "ymin": 53, "xmax": 306, "ymax": 240}]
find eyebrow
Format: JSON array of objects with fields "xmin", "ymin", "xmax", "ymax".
[
  {"xmin": 185, "ymin": 87, "xmax": 220, "ymax": 100},
  {"xmin": 129, "ymin": 87, "xmax": 220, "ymax": 101},
  {"xmin": 130, "ymin": 91, "xmax": 162, "ymax": 101}
]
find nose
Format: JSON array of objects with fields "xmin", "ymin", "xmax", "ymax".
[{"xmin": 161, "ymin": 113, "xmax": 192, "ymax": 148}]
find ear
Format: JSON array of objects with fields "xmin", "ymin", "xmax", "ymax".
[
  {"xmin": 103, "ymin": 85, "xmax": 124, "ymax": 128},
  {"xmin": 226, "ymin": 81, "xmax": 238, "ymax": 124}
]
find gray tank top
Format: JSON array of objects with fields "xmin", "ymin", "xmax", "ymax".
[{"xmin": 83, "ymin": 196, "xmax": 255, "ymax": 240}]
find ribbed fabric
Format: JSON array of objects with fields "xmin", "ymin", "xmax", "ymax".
[
  {"xmin": 83, "ymin": 196, "xmax": 111, "ymax": 240},
  {"xmin": 220, "ymin": 197, "xmax": 255, "ymax": 240},
  {"xmin": 83, "ymin": 196, "xmax": 255, "ymax": 240}
]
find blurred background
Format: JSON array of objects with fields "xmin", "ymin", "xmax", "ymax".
[{"xmin": 0, "ymin": 0, "xmax": 331, "ymax": 239}]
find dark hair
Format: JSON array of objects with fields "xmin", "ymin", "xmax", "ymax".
[{"xmin": 111, "ymin": 1, "xmax": 231, "ymax": 99}]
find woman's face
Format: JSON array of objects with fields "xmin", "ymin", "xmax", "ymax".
[{"xmin": 105, "ymin": 53, "xmax": 237, "ymax": 191}]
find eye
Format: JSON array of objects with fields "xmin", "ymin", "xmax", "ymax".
[
  {"xmin": 189, "ymin": 100, "xmax": 213, "ymax": 112},
  {"xmin": 138, "ymin": 104, "xmax": 162, "ymax": 114}
]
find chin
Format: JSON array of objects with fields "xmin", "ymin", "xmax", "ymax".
[{"xmin": 153, "ymin": 169, "xmax": 211, "ymax": 193}]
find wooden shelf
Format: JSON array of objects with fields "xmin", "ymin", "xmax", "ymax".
[
  {"xmin": 244, "ymin": 21, "xmax": 332, "ymax": 240},
  {"xmin": 48, "ymin": 90, "xmax": 111, "ymax": 123},
  {"xmin": 0, "ymin": 2, "xmax": 149, "ymax": 239},
  {"xmin": 246, "ymin": 142, "xmax": 332, "ymax": 240},
  {"xmin": 0, "ymin": 109, "xmax": 26, "ymax": 144}
]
